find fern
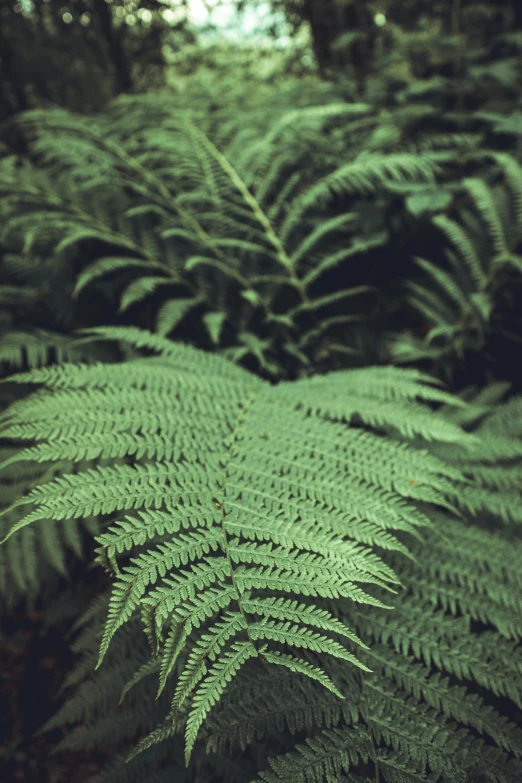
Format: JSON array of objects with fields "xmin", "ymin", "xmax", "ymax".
[
  {"xmin": 205, "ymin": 384, "xmax": 522, "ymax": 783},
  {"xmin": 0, "ymin": 335, "xmax": 121, "ymax": 606},
  {"xmin": 5, "ymin": 96, "xmax": 495, "ymax": 380},
  {"xmin": 386, "ymin": 159, "xmax": 522, "ymax": 378},
  {"xmin": 0, "ymin": 325, "xmax": 475, "ymax": 765},
  {"xmin": 1, "ymin": 29, "xmax": 522, "ymax": 783},
  {"xmin": 23, "ymin": 366, "xmax": 521, "ymax": 783},
  {"xmin": 40, "ymin": 503, "xmax": 522, "ymax": 781},
  {"xmin": 0, "ymin": 437, "xmax": 101, "ymax": 607}
]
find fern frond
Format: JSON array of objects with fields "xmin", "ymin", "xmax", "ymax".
[
  {"xmin": 462, "ymin": 177, "xmax": 507, "ymax": 259},
  {"xmin": 72, "ymin": 256, "xmax": 171, "ymax": 299},
  {"xmin": 154, "ymin": 296, "xmax": 203, "ymax": 337},
  {"xmin": 0, "ymin": 328, "xmax": 470, "ymax": 762},
  {"xmin": 300, "ymin": 153, "xmax": 442, "ymax": 209},
  {"xmin": 251, "ymin": 726, "xmax": 373, "ymax": 783},
  {"xmin": 431, "ymin": 215, "xmax": 487, "ymax": 288}
]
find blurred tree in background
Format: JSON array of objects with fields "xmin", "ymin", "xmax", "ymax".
[
  {"xmin": 0, "ymin": 0, "xmax": 188, "ymax": 118},
  {"xmin": 3, "ymin": 0, "xmax": 522, "ymax": 121}
]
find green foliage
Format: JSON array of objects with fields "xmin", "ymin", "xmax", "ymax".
[
  {"xmin": 0, "ymin": 437, "xmax": 101, "ymax": 608},
  {"xmin": 3, "ymin": 94, "xmax": 388, "ymax": 377},
  {"xmin": 0, "ymin": 325, "xmax": 484, "ymax": 773},
  {"xmin": 0, "ymin": 343, "xmax": 119, "ymax": 607},
  {"xmin": 1, "ymin": 16, "xmax": 522, "ymax": 780},
  {"xmin": 2, "ymin": 88, "xmax": 521, "ymax": 385},
  {"xmin": 386, "ymin": 154, "xmax": 522, "ymax": 376},
  {"xmin": 2, "ymin": 335, "xmax": 521, "ymax": 782}
]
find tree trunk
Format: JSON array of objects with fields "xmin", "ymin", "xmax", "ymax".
[
  {"xmin": 0, "ymin": 22, "xmax": 29, "ymax": 119},
  {"xmin": 91, "ymin": 0, "xmax": 133, "ymax": 93},
  {"xmin": 301, "ymin": 0, "xmax": 375, "ymax": 85}
]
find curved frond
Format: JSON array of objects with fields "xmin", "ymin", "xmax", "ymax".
[{"xmin": 0, "ymin": 328, "xmax": 469, "ymax": 762}]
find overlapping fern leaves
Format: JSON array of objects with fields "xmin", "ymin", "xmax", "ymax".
[
  {"xmin": 8, "ymin": 356, "xmax": 522, "ymax": 783},
  {"xmin": 210, "ymin": 383, "xmax": 522, "ymax": 783},
  {"xmin": 386, "ymin": 153, "xmax": 522, "ymax": 376},
  {"xmin": 0, "ymin": 436, "xmax": 101, "ymax": 608},
  {"xmin": 0, "ymin": 341, "xmax": 117, "ymax": 607},
  {"xmin": 2, "ymin": 87, "xmax": 522, "ymax": 783},
  {"xmin": 3, "ymin": 92, "xmax": 522, "ymax": 383},
  {"xmin": 0, "ymin": 95, "xmax": 458, "ymax": 378},
  {"xmin": 0, "ymin": 325, "xmax": 477, "ymax": 768}
]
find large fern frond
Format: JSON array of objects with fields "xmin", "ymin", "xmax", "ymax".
[{"xmin": 0, "ymin": 326, "xmax": 473, "ymax": 763}]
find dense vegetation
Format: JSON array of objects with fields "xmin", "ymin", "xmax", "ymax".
[{"xmin": 1, "ymin": 1, "xmax": 522, "ymax": 781}]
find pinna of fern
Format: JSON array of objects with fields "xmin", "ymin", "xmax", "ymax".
[
  {"xmin": 0, "ymin": 325, "xmax": 477, "ymax": 765},
  {"xmin": 0, "ymin": 331, "xmax": 124, "ymax": 607}
]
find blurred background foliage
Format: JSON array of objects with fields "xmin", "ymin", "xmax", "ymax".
[
  {"xmin": 1, "ymin": 0, "xmax": 521, "ymax": 116},
  {"xmin": 1, "ymin": 0, "xmax": 522, "ymax": 390}
]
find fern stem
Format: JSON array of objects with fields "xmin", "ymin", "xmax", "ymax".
[
  {"xmin": 217, "ymin": 393, "xmax": 260, "ymax": 655},
  {"xmin": 187, "ymin": 122, "xmax": 310, "ymax": 306}
]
